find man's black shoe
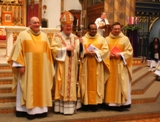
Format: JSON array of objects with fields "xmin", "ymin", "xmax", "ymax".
[
  {"xmin": 90, "ymin": 105, "xmax": 98, "ymax": 112},
  {"xmin": 82, "ymin": 105, "xmax": 89, "ymax": 111},
  {"xmin": 26, "ymin": 114, "xmax": 35, "ymax": 120},
  {"xmin": 36, "ymin": 112, "xmax": 47, "ymax": 118},
  {"xmin": 122, "ymin": 104, "xmax": 131, "ymax": 108},
  {"xmin": 16, "ymin": 111, "xmax": 26, "ymax": 117}
]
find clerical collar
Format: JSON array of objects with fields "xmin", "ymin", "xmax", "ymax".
[
  {"xmin": 29, "ymin": 28, "xmax": 40, "ymax": 36},
  {"xmin": 62, "ymin": 31, "xmax": 71, "ymax": 39},
  {"xmin": 88, "ymin": 33, "xmax": 96, "ymax": 37}
]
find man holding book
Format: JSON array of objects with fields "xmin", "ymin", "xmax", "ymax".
[
  {"xmin": 79, "ymin": 22, "xmax": 110, "ymax": 112},
  {"xmin": 104, "ymin": 22, "xmax": 133, "ymax": 111}
]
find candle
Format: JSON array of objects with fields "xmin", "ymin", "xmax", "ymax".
[
  {"xmin": 127, "ymin": 17, "xmax": 129, "ymax": 24},
  {"xmin": 135, "ymin": 17, "xmax": 138, "ymax": 24},
  {"xmin": 129, "ymin": 17, "xmax": 131, "ymax": 24},
  {"xmin": 130, "ymin": 17, "xmax": 134, "ymax": 25}
]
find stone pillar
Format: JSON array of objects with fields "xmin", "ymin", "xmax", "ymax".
[
  {"xmin": 104, "ymin": 0, "xmax": 135, "ymax": 25},
  {"xmin": 104, "ymin": 0, "xmax": 114, "ymax": 24},
  {"xmin": 125, "ymin": 0, "xmax": 135, "ymax": 25}
]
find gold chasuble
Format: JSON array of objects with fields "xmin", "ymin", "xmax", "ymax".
[
  {"xmin": 105, "ymin": 32, "xmax": 133, "ymax": 104},
  {"xmin": 8, "ymin": 28, "xmax": 55, "ymax": 109},
  {"xmin": 80, "ymin": 33, "xmax": 110, "ymax": 105},
  {"xmin": 51, "ymin": 32, "xmax": 80, "ymax": 102}
]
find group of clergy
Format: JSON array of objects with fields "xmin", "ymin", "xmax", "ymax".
[{"xmin": 8, "ymin": 11, "xmax": 133, "ymax": 120}]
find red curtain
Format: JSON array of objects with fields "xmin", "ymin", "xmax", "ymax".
[{"xmin": 27, "ymin": 4, "xmax": 39, "ymax": 26}]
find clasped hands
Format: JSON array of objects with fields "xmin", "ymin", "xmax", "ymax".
[
  {"xmin": 110, "ymin": 52, "xmax": 121, "ymax": 59},
  {"xmin": 66, "ymin": 38, "xmax": 83, "ymax": 52},
  {"xmin": 18, "ymin": 67, "xmax": 25, "ymax": 74},
  {"xmin": 85, "ymin": 50, "xmax": 96, "ymax": 57},
  {"xmin": 66, "ymin": 44, "xmax": 75, "ymax": 52}
]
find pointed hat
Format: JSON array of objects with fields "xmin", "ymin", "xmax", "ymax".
[{"xmin": 60, "ymin": 11, "xmax": 74, "ymax": 24}]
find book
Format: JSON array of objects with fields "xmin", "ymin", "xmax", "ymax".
[
  {"xmin": 87, "ymin": 44, "xmax": 98, "ymax": 52},
  {"xmin": 111, "ymin": 46, "xmax": 122, "ymax": 54},
  {"xmin": 111, "ymin": 46, "xmax": 127, "ymax": 65},
  {"xmin": 87, "ymin": 44, "xmax": 102, "ymax": 62},
  {"xmin": 121, "ymin": 54, "xmax": 127, "ymax": 65}
]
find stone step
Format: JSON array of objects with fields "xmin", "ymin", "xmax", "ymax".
[
  {"xmin": 0, "ymin": 102, "xmax": 15, "ymax": 114},
  {"xmin": 0, "ymin": 84, "xmax": 12, "ymax": 93},
  {"xmin": 0, "ymin": 65, "xmax": 159, "ymax": 114},
  {"xmin": 0, "ymin": 93, "xmax": 16, "ymax": 103},
  {"xmin": 131, "ymin": 72, "xmax": 155, "ymax": 95},
  {"xmin": 132, "ymin": 65, "xmax": 145, "ymax": 73},
  {"xmin": 0, "ymin": 77, "xmax": 13, "ymax": 85},
  {"xmin": 0, "ymin": 70, "xmax": 12, "ymax": 78},
  {"xmin": 0, "ymin": 63, "xmax": 11, "ymax": 70},
  {"xmin": 132, "ymin": 66, "xmax": 150, "ymax": 86},
  {"xmin": 132, "ymin": 81, "xmax": 160, "ymax": 104}
]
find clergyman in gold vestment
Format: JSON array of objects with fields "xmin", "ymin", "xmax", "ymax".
[
  {"xmin": 51, "ymin": 11, "xmax": 83, "ymax": 115},
  {"xmin": 105, "ymin": 22, "xmax": 133, "ymax": 111},
  {"xmin": 79, "ymin": 23, "xmax": 110, "ymax": 112},
  {"xmin": 8, "ymin": 17, "xmax": 55, "ymax": 120}
]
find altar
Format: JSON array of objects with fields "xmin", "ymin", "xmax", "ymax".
[{"xmin": 0, "ymin": 26, "xmax": 60, "ymax": 57}]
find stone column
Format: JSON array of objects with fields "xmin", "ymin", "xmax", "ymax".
[
  {"xmin": 125, "ymin": 0, "xmax": 135, "ymax": 25},
  {"xmin": 104, "ymin": 0, "xmax": 135, "ymax": 25},
  {"xmin": 104, "ymin": 0, "xmax": 114, "ymax": 24}
]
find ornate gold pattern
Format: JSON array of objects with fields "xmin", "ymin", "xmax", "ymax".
[
  {"xmin": 13, "ymin": 32, "xmax": 19, "ymax": 42},
  {"xmin": 47, "ymin": 32, "xmax": 54, "ymax": 45}
]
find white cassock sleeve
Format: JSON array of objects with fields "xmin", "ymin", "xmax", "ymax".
[{"xmin": 55, "ymin": 47, "xmax": 67, "ymax": 61}]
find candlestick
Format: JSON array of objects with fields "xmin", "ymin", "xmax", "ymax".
[
  {"xmin": 77, "ymin": 19, "xmax": 78, "ymax": 26},
  {"xmin": 20, "ymin": 6, "xmax": 21, "ymax": 24},
  {"xmin": 0, "ymin": 6, "xmax": 1, "ymax": 18}
]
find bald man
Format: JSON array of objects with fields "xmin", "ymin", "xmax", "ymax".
[
  {"xmin": 95, "ymin": 12, "xmax": 109, "ymax": 36},
  {"xmin": 8, "ymin": 16, "xmax": 55, "ymax": 120}
]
